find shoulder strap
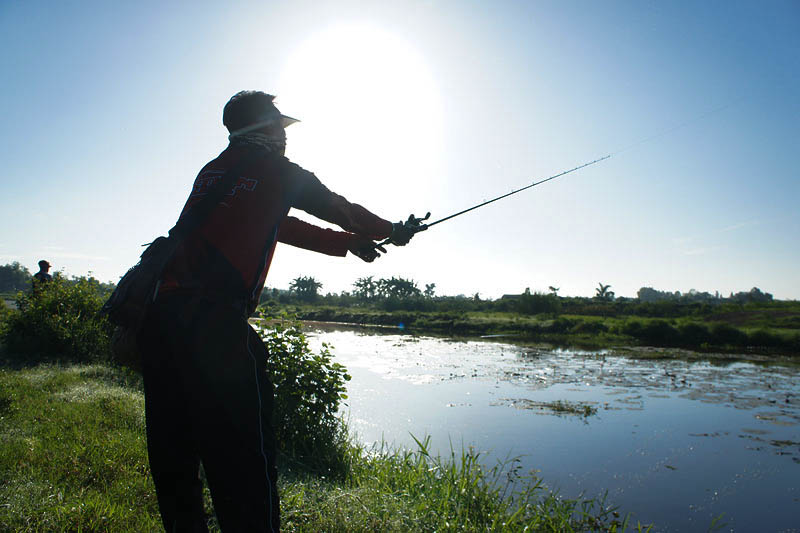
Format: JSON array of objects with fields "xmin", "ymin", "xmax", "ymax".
[{"xmin": 168, "ymin": 147, "xmax": 262, "ymax": 241}]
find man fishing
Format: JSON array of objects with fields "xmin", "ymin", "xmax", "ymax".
[{"xmin": 137, "ymin": 90, "xmax": 417, "ymax": 532}]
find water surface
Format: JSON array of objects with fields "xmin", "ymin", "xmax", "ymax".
[{"xmin": 305, "ymin": 325, "xmax": 800, "ymax": 532}]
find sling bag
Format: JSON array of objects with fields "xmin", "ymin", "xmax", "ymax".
[{"xmin": 101, "ymin": 148, "xmax": 261, "ymax": 369}]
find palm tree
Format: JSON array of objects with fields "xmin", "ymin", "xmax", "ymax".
[
  {"xmin": 289, "ymin": 276, "xmax": 323, "ymax": 302},
  {"xmin": 377, "ymin": 276, "xmax": 420, "ymax": 299},
  {"xmin": 424, "ymin": 283, "xmax": 436, "ymax": 298},
  {"xmin": 595, "ymin": 283, "xmax": 615, "ymax": 301},
  {"xmin": 353, "ymin": 276, "xmax": 378, "ymax": 301}
]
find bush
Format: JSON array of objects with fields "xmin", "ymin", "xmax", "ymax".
[
  {"xmin": 378, "ymin": 295, "xmax": 435, "ymax": 312},
  {"xmin": 259, "ymin": 315, "xmax": 351, "ymax": 474},
  {"xmin": 517, "ymin": 291, "xmax": 560, "ymax": 316},
  {"xmin": 1, "ymin": 277, "xmax": 112, "ymax": 362},
  {"xmin": 621, "ymin": 319, "xmax": 678, "ymax": 346},
  {"xmin": 710, "ymin": 323, "xmax": 747, "ymax": 346},
  {"xmin": 0, "ymin": 261, "xmax": 31, "ymax": 293},
  {"xmin": 677, "ymin": 323, "xmax": 711, "ymax": 347},
  {"xmin": 747, "ymin": 329, "xmax": 782, "ymax": 348},
  {"xmin": 545, "ymin": 317, "xmax": 574, "ymax": 333},
  {"xmin": 0, "ymin": 297, "xmax": 12, "ymax": 324},
  {"xmin": 621, "ymin": 319, "xmax": 643, "ymax": 337},
  {"xmin": 570, "ymin": 320, "xmax": 609, "ymax": 334}
]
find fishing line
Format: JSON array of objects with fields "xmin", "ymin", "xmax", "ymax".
[{"xmin": 610, "ymin": 94, "xmax": 749, "ymax": 157}]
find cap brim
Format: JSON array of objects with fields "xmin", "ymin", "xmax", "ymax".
[
  {"xmin": 280, "ymin": 115, "xmax": 299, "ymax": 128},
  {"xmin": 228, "ymin": 113, "xmax": 300, "ymax": 137}
]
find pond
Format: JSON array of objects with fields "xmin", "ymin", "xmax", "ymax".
[{"xmin": 304, "ymin": 324, "xmax": 800, "ymax": 532}]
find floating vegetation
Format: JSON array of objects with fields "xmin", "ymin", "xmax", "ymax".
[{"xmin": 493, "ymin": 398, "xmax": 599, "ymax": 418}]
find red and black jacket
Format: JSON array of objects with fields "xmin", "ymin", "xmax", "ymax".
[{"xmin": 160, "ymin": 144, "xmax": 392, "ymax": 312}]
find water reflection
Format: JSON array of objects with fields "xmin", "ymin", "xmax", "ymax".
[{"xmin": 303, "ymin": 324, "xmax": 800, "ymax": 532}]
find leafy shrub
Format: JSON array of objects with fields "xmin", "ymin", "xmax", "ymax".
[
  {"xmin": 0, "ymin": 261, "xmax": 31, "ymax": 293},
  {"xmin": 710, "ymin": 323, "xmax": 747, "ymax": 346},
  {"xmin": 791, "ymin": 333, "xmax": 800, "ymax": 352},
  {"xmin": 747, "ymin": 329, "xmax": 782, "ymax": 348},
  {"xmin": 0, "ymin": 297, "xmax": 12, "ymax": 324},
  {"xmin": 621, "ymin": 320, "xmax": 643, "ymax": 337},
  {"xmin": 378, "ymin": 295, "xmax": 435, "ymax": 312},
  {"xmin": 677, "ymin": 323, "xmax": 711, "ymax": 347},
  {"xmin": 1, "ymin": 277, "xmax": 112, "ymax": 362},
  {"xmin": 259, "ymin": 316, "xmax": 351, "ymax": 473},
  {"xmin": 570, "ymin": 320, "xmax": 608, "ymax": 334},
  {"xmin": 517, "ymin": 290, "xmax": 560, "ymax": 316},
  {"xmin": 638, "ymin": 320, "xmax": 678, "ymax": 345},
  {"xmin": 621, "ymin": 319, "xmax": 678, "ymax": 346},
  {"xmin": 545, "ymin": 317, "xmax": 574, "ymax": 333}
]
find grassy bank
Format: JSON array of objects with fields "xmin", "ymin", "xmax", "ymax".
[
  {"xmin": 0, "ymin": 361, "xmax": 649, "ymax": 532},
  {"xmin": 265, "ymin": 303, "xmax": 800, "ymax": 358}
]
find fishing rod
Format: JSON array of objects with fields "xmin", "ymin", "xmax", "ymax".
[{"xmin": 379, "ymin": 154, "xmax": 611, "ymax": 247}]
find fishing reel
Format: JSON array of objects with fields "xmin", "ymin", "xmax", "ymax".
[
  {"xmin": 404, "ymin": 212, "xmax": 431, "ymax": 233},
  {"xmin": 378, "ymin": 212, "xmax": 431, "ymax": 248}
]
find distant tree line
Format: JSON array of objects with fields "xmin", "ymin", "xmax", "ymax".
[
  {"xmin": 1, "ymin": 261, "xmax": 780, "ymax": 319},
  {"xmin": 637, "ymin": 286, "xmax": 773, "ymax": 304},
  {"xmin": 0, "ymin": 262, "xmax": 32, "ymax": 293},
  {"xmin": 1, "ymin": 262, "xmax": 116, "ymax": 297},
  {"xmin": 258, "ymin": 273, "xmax": 788, "ymax": 323}
]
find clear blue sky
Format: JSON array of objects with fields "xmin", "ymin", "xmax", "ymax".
[{"xmin": 1, "ymin": 0, "xmax": 798, "ymax": 299}]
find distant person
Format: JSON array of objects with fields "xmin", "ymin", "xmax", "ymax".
[
  {"xmin": 137, "ymin": 91, "xmax": 416, "ymax": 532},
  {"xmin": 31, "ymin": 260, "xmax": 52, "ymax": 293}
]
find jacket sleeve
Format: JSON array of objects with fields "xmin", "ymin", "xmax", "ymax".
[
  {"xmin": 286, "ymin": 161, "xmax": 394, "ymax": 240},
  {"xmin": 277, "ymin": 216, "xmax": 356, "ymax": 257}
]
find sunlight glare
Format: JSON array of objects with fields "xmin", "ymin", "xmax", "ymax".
[{"xmin": 277, "ymin": 23, "xmax": 444, "ymax": 211}]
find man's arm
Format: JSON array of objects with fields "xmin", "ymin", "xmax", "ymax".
[
  {"xmin": 285, "ymin": 162, "xmax": 393, "ymax": 239},
  {"xmin": 279, "ymin": 158, "xmax": 416, "ymax": 248},
  {"xmin": 277, "ymin": 216, "xmax": 385, "ymax": 262}
]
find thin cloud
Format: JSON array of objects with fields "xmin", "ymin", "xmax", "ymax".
[
  {"xmin": 45, "ymin": 251, "xmax": 111, "ymax": 261},
  {"xmin": 2, "ymin": 251, "xmax": 112, "ymax": 262},
  {"xmin": 672, "ymin": 219, "xmax": 759, "ymax": 245},
  {"xmin": 682, "ymin": 245, "xmax": 724, "ymax": 256},
  {"xmin": 720, "ymin": 220, "xmax": 759, "ymax": 233}
]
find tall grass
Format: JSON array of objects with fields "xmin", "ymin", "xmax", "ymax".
[{"xmin": 304, "ymin": 434, "xmax": 642, "ymax": 532}]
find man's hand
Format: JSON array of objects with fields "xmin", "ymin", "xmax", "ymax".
[
  {"xmin": 389, "ymin": 222, "xmax": 415, "ymax": 246},
  {"xmin": 390, "ymin": 213, "xmax": 429, "ymax": 246},
  {"xmin": 348, "ymin": 236, "xmax": 387, "ymax": 262}
]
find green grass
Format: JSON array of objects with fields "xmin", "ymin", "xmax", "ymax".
[
  {"xmin": 0, "ymin": 362, "xmax": 650, "ymax": 532},
  {"xmin": 269, "ymin": 303, "xmax": 800, "ymax": 358},
  {"xmin": 281, "ymin": 435, "xmax": 641, "ymax": 532},
  {"xmin": 0, "ymin": 364, "xmax": 160, "ymax": 531}
]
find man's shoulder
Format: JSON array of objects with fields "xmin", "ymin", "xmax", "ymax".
[
  {"xmin": 196, "ymin": 148, "xmax": 319, "ymax": 193},
  {"xmin": 204, "ymin": 147, "xmax": 298, "ymax": 172},
  {"xmin": 255, "ymin": 154, "xmax": 317, "ymax": 183}
]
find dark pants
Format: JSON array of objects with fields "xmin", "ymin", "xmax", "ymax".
[{"xmin": 138, "ymin": 294, "xmax": 279, "ymax": 532}]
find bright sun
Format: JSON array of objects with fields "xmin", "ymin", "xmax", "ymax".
[{"xmin": 277, "ymin": 23, "xmax": 444, "ymax": 211}]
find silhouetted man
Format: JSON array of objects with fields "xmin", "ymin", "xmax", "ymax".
[
  {"xmin": 137, "ymin": 91, "xmax": 415, "ymax": 532},
  {"xmin": 32, "ymin": 260, "xmax": 52, "ymax": 293}
]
